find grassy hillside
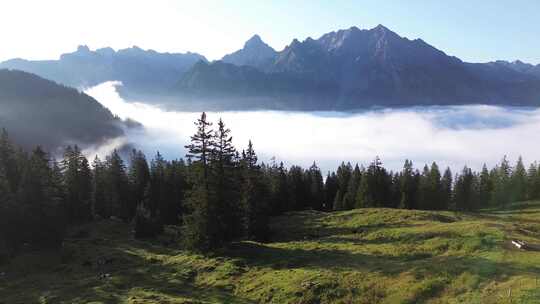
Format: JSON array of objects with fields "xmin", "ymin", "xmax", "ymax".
[{"xmin": 3, "ymin": 202, "xmax": 540, "ymax": 303}]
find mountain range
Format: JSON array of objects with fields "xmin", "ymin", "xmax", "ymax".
[
  {"xmin": 0, "ymin": 46, "xmax": 206, "ymax": 99},
  {"xmin": 2, "ymin": 25, "xmax": 540, "ymax": 110}
]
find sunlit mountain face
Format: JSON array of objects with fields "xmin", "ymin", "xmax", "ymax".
[{"xmin": 85, "ymin": 81, "xmax": 540, "ymax": 173}]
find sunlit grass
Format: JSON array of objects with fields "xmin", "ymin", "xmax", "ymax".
[{"xmin": 3, "ymin": 201, "xmax": 540, "ymax": 303}]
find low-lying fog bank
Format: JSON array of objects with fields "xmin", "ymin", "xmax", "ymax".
[{"xmin": 85, "ymin": 81, "xmax": 540, "ymax": 173}]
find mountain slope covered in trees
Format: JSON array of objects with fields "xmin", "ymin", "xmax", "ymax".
[{"xmin": 0, "ymin": 69, "xmax": 124, "ymax": 150}]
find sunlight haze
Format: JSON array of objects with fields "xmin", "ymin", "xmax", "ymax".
[{"xmin": 1, "ymin": 0, "xmax": 539, "ymax": 63}]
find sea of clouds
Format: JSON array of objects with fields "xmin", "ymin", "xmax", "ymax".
[{"xmin": 84, "ymin": 81, "xmax": 540, "ymax": 174}]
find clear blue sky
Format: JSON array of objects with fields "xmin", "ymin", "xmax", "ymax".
[{"xmin": 1, "ymin": 0, "xmax": 539, "ymax": 64}]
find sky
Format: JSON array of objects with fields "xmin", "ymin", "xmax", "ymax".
[
  {"xmin": 0, "ymin": 0, "xmax": 539, "ymax": 64},
  {"xmin": 85, "ymin": 82, "xmax": 540, "ymax": 174}
]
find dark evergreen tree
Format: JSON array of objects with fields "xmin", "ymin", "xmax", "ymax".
[
  {"xmin": 490, "ymin": 156, "xmax": 512, "ymax": 208},
  {"xmin": 342, "ymin": 164, "xmax": 361, "ymax": 210},
  {"xmin": 356, "ymin": 157, "xmax": 391, "ymax": 208},
  {"xmin": 62, "ymin": 145, "xmax": 92, "ymax": 222},
  {"xmin": 333, "ymin": 162, "xmax": 352, "ymax": 210},
  {"xmin": 477, "ymin": 164, "xmax": 492, "ymax": 208},
  {"xmin": 92, "ymin": 155, "xmax": 108, "ymax": 218},
  {"xmin": 453, "ymin": 166, "xmax": 477, "ymax": 211},
  {"xmin": 288, "ymin": 165, "xmax": 307, "ymax": 210},
  {"xmin": 240, "ymin": 140, "xmax": 270, "ymax": 241},
  {"xmin": 0, "ymin": 129, "xmax": 21, "ymax": 193},
  {"xmin": 527, "ymin": 162, "xmax": 540, "ymax": 200},
  {"xmin": 128, "ymin": 149, "xmax": 150, "ymax": 217},
  {"xmin": 269, "ymin": 161, "xmax": 289, "ymax": 214},
  {"xmin": 510, "ymin": 156, "xmax": 527, "ymax": 202},
  {"xmin": 149, "ymin": 151, "xmax": 167, "ymax": 217},
  {"xmin": 441, "ymin": 167, "xmax": 453, "ymax": 211},
  {"xmin": 307, "ymin": 162, "xmax": 324, "ymax": 210},
  {"xmin": 324, "ymin": 172, "xmax": 338, "ymax": 211},
  {"xmin": 182, "ymin": 112, "xmax": 221, "ymax": 250},
  {"xmin": 105, "ymin": 150, "xmax": 129, "ymax": 219},
  {"xmin": 399, "ymin": 160, "xmax": 418, "ymax": 209},
  {"xmin": 17, "ymin": 147, "xmax": 66, "ymax": 248},
  {"xmin": 210, "ymin": 118, "xmax": 241, "ymax": 240}
]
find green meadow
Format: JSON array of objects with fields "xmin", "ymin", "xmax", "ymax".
[{"xmin": 3, "ymin": 201, "xmax": 540, "ymax": 304}]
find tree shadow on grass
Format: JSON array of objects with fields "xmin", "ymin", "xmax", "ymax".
[{"xmin": 4, "ymin": 238, "xmax": 255, "ymax": 304}]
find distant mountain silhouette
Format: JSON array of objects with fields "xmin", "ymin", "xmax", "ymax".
[
  {"xmin": 0, "ymin": 46, "xmax": 206, "ymax": 99},
  {"xmin": 2, "ymin": 26, "xmax": 540, "ymax": 110},
  {"xmin": 178, "ymin": 25, "xmax": 540, "ymax": 110},
  {"xmin": 0, "ymin": 69, "xmax": 124, "ymax": 151},
  {"xmin": 222, "ymin": 35, "xmax": 278, "ymax": 70}
]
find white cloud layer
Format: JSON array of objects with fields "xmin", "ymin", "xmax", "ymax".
[{"xmin": 85, "ymin": 81, "xmax": 540, "ymax": 174}]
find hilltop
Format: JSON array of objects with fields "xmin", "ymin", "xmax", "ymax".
[{"xmin": 3, "ymin": 201, "xmax": 540, "ymax": 303}]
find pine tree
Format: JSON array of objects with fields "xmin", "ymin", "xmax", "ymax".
[
  {"xmin": 269, "ymin": 161, "xmax": 289, "ymax": 214},
  {"xmin": 62, "ymin": 145, "xmax": 92, "ymax": 222},
  {"xmin": 128, "ymin": 149, "xmax": 150, "ymax": 217},
  {"xmin": 527, "ymin": 162, "xmax": 540, "ymax": 200},
  {"xmin": 162, "ymin": 159, "xmax": 187, "ymax": 224},
  {"xmin": 105, "ymin": 150, "xmax": 129, "ymax": 219},
  {"xmin": 477, "ymin": 164, "xmax": 492, "ymax": 208},
  {"xmin": 288, "ymin": 165, "xmax": 307, "ymax": 210},
  {"xmin": 210, "ymin": 118, "xmax": 241, "ymax": 241},
  {"xmin": 307, "ymin": 162, "xmax": 324, "ymax": 210},
  {"xmin": 356, "ymin": 157, "xmax": 391, "ymax": 208},
  {"xmin": 491, "ymin": 156, "xmax": 512, "ymax": 208},
  {"xmin": 441, "ymin": 167, "xmax": 453, "ymax": 210},
  {"xmin": 182, "ymin": 112, "xmax": 221, "ymax": 250},
  {"xmin": 92, "ymin": 156, "xmax": 108, "ymax": 218},
  {"xmin": 333, "ymin": 162, "xmax": 352, "ymax": 210},
  {"xmin": 18, "ymin": 147, "xmax": 66, "ymax": 249},
  {"xmin": 324, "ymin": 172, "xmax": 338, "ymax": 211},
  {"xmin": 240, "ymin": 140, "xmax": 270, "ymax": 241},
  {"xmin": 418, "ymin": 164, "xmax": 432, "ymax": 210},
  {"xmin": 399, "ymin": 160, "xmax": 418, "ymax": 209},
  {"xmin": 149, "ymin": 151, "xmax": 167, "ymax": 217},
  {"xmin": 342, "ymin": 164, "xmax": 361, "ymax": 210},
  {"xmin": 510, "ymin": 156, "xmax": 527, "ymax": 202},
  {"xmin": 453, "ymin": 166, "xmax": 476, "ymax": 211},
  {"xmin": 0, "ymin": 129, "xmax": 20, "ymax": 192}
]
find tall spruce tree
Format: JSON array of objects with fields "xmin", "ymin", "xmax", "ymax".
[
  {"xmin": 399, "ymin": 160, "xmax": 418, "ymax": 209},
  {"xmin": 105, "ymin": 150, "xmax": 129, "ymax": 220},
  {"xmin": 62, "ymin": 145, "xmax": 92, "ymax": 222},
  {"xmin": 210, "ymin": 118, "xmax": 241, "ymax": 241},
  {"xmin": 18, "ymin": 147, "xmax": 66, "ymax": 248},
  {"xmin": 324, "ymin": 172, "xmax": 338, "ymax": 211},
  {"xmin": 478, "ymin": 164, "xmax": 492, "ymax": 208},
  {"xmin": 342, "ymin": 164, "xmax": 361, "ymax": 210},
  {"xmin": 511, "ymin": 156, "xmax": 527, "ymax": 202},
  {"xmin": 491, "ymin": 156, "xmax": 512, "ymax": 208},
  {"xmin": 182, "ymin": 112, "xmax": 221, "ymax": 250},
  {"xmin": 333, "ymin": 162, "xmax": 352, "ymax": 210},
  {"xmin": 527, "ymin": 162, "xmax": 540, "ymax": 200},
  {"xmin": 441, "ymin": 167, "xmax": 453, "ymax": 210},
  {"xmin": 128, "ymin": 149, "xmax": 150, "ymax": 217},
  {"xmin": 92, "ymin": 156, "xmax": 108, "ymax": 218},
  {"xmin": 307, "ymin": 162, "xmax": 324, "ymax": 210},
  {"xmin": 240, "ymin": 140, "xmax": 270, "ymax": 241}
]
